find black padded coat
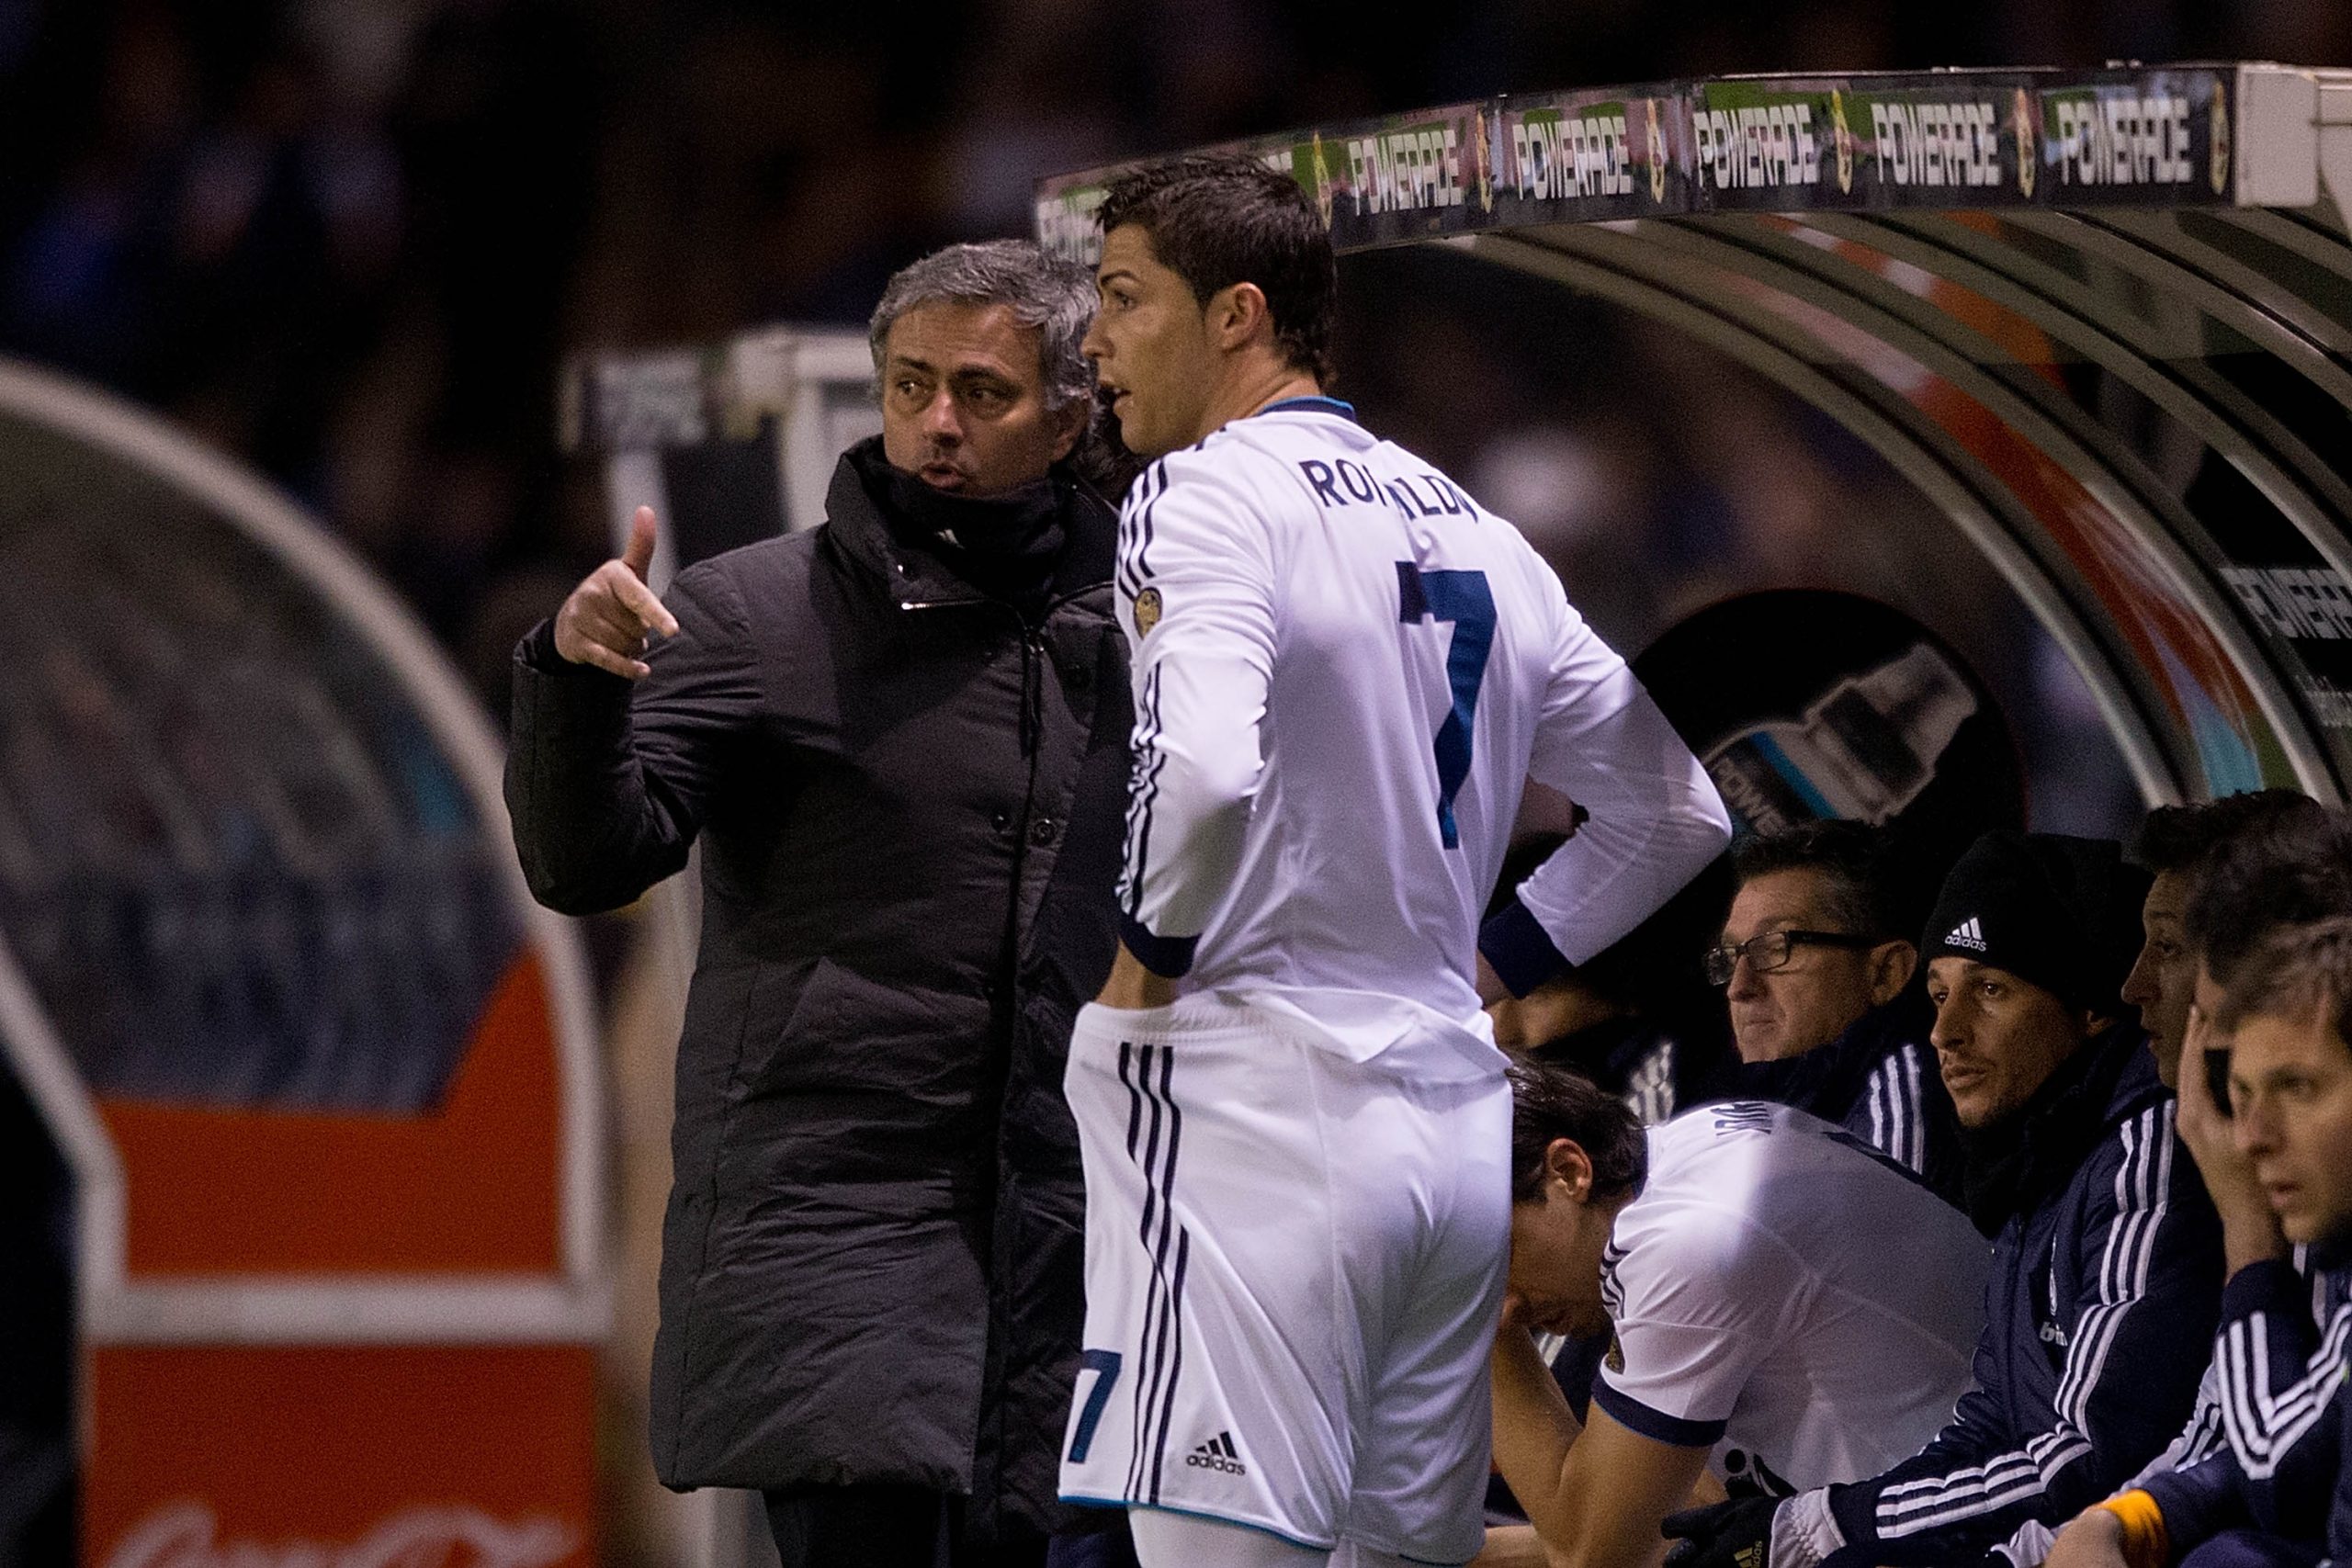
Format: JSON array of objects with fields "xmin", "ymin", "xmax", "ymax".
[{"xmin": 504, "ymin": 441, "xmax": 1131, "ymax": 1542}]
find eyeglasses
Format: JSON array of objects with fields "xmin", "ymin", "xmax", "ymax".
[{"xmin": 1703, "ymin": 930, "xmax": 1880, "ymax": 986}]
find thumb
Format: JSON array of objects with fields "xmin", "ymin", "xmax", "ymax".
[{"xmin": 621, "ymin": 505, "xmax": 660, "ymax": 580}]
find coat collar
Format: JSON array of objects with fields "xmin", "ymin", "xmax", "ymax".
[{"xmin": 823, "ymin": 437, "xmax": 1117, "ymax": 614}]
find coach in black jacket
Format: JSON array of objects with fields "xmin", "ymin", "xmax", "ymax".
[
  {"xmin": 506, "ymin": 242, "xmax": 1132, "ymax": 1567},
  {"xmin": 1668, "ymin": 831, "xmax": 2222, "ymax": 1568}
]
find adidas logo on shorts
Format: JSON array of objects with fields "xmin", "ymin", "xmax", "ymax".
[
  {"xmin": 1945, "ymin": 917, "xmax": 1987, "ymax": 953},
  {"xmin": 1185, "ymin": 1431, "xmax": 1248, "ymax": 1475}
]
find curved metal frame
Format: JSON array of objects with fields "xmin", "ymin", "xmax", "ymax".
[
  {"xmin": 0, "ymin": 356, "xmax": 609, "ymax": 1347},
  {"xmin": 1459, "ymin": 228, "xmax": 2189, "ymax": 804}
]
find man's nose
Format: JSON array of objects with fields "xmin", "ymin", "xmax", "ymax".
[
  {"xmin": 922, "ymin": 388, "xmax": 963, "ymax": 441},
  {"xmin": 1928, "ymin": 996, "xmax": 1967, "ymax": 1052},
  {"xmin": 1725, "ymin": 955, "xmax": 1765, "ymax": 998},
  {"xmin": 2231, "ymin": 1097, "xmax": 2275, "ymax": 1156}
]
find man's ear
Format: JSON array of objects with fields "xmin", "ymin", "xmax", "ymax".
[
  {"xmin": 1544, "ymin": 1136, "xmax": 1594, "ymax": 1201},
  {"xmin": 1869, "ymin": 941, "xmax": 1918, "ymax": 1007},
  {"xmin": 1205, "ymin": 281, "xmax": 1274, "ymax": 354}
]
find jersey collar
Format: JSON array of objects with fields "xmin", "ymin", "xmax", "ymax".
[{"xmin": 1255, "ymin": 394, "xmax": 1358, "ymax": 422}]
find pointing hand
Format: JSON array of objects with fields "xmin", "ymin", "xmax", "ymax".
[{"xmin": 553, "ymin": 506, "xmax": 682, "ymax": 680}]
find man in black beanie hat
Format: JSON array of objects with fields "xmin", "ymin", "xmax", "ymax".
[{"xmin": 1664, "ymin": 830, "xmax": 2222, "ymax": 1568}]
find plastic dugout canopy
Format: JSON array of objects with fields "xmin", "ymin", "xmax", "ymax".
[
  {"xmin": 1038, "ymin": 62, "xmax": 2352, "ymax": 808},
  {"xmin": 0, "ymin": 358, "xmax": 606, "ymax": 1565}
]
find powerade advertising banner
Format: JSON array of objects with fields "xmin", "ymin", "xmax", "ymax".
[
  {"xmin": 1686, "ymin": 69, "xmax": 2229, "ymax": 212},
  {"xmin": 1037, "ymin": 99, "xmax": 1498, "ymax": 259},
  {"xmin": 1036, "ymin": 65, "xmax": 2250, "ymax": 261}
]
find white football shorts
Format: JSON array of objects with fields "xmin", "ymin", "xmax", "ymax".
[{"xmin": 1057, "ymin": 994, "xmax": 1510, "ymax": 1564}]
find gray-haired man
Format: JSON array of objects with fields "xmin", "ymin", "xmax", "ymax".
[{"xmin": 506, "ymin": 240, "xmax": 1135, "ymax": 1567}]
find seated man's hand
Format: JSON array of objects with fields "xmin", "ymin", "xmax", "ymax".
[
  {"xmin": 1661, "ymin": 1497, "xmax": 1781, "ymax": 1568},
  {"xmin": 2041, "ymin": 1507, "xmax": 2128, "ymax": 1568},
  {"xmin": 2175, "ymin": 1004, "xmax": 2289, "ymax": 1271}
]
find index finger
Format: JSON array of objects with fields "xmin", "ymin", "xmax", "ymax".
[{"xmin": 613, "ymin": 570, "xmax": 682, "ymax": 639}]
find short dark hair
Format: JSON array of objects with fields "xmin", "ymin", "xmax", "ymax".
[
  {"xmin": 2214, "ymin": 915, "xmax": 2352, "ymax": 1053},
  {"xmin": 1506, "ymin": 1054, "xmax": 1648, "ymax": 1204},
  {"xmin": 1097, "ymin": 153, "xmax": 1337, "ymax": 385},
  {"xmin": 2183, "ymin": 807, "xmax": 2352, "ymax": 986},
  {"xmin": 2126, "ymin": 789, "xmax": 2326, "ymax": 875},
  {"xmin": 1730, "ymin": 818, "xmax": 1903, "ymax": 942}
]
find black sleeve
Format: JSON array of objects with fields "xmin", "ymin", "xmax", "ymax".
[
  {"xmin": 503, "ymin": 564, "xmax": 765, "ymax": 914},
  {"xmin": 1825, "ymin": 1105, "xmax": 2221, "ymax": 1564}
]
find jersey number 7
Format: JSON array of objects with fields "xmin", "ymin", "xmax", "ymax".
[{"xmin": 1396, "ymin": 562, "xmax": 1495, "ymax": 850}]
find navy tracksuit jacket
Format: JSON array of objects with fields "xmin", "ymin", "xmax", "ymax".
[
  {"xmin": 1821, "ymin": 1030, "xmax": 2223, "ymax": 1565},
  {"xmin": 2135, "ymin": 1258, "xmax": 2350, "ymax": 1562}
]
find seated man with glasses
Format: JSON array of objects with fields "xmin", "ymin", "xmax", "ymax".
[
  {"xmin": 1666, "ymin": 830, "xmax": 2223, "ymax": 1568},
  {"xmin": 1707, "ymin": 820, "xmax": 1962, "ymax": 1204}
]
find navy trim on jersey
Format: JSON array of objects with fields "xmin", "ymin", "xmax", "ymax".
[
  {"xmin": 1479, "ymin": 898, "xmax": 1570, "ymax": 998},
  {"xmin": 1257, "ymin": 395, "xmax": 1357, "ymax": 421},
  {"xmin": 1590, "ymin": 1379, "xmax": 1730, "ymax": 1449},
  {"xmin": 1118, "ymin": 1041, "xmax": 1191, "ymax": 1504},
  {"xmin": 1121, "ymin": 911, "xmax": 1198, "ymax": 979}
]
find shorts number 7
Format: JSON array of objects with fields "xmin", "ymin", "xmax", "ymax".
[
  {"xmin": 1065, "ymin": 1348, "xmax": 1123, "ymax": 1463},
  {"xmin": 1396, "ymin": 562, "xmax": 1495, "ymax": 851}
]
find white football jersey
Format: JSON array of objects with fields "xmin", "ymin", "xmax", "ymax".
[
  {"xmin": 1114, "ymin": 398, "xmax": 1728, "ymax": 1050},
  {"xmin": 1597, "ymin": 1101, "xmax": 1990, "ymax": 1494}
]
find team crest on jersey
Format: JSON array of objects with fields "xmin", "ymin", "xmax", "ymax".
[
  {"xmin": 1605, "ymin": 1333, "xmax": 1625, "ymax": 1373},
  {"xmin": 1134, "ymin": 587, "xmax": 1162, "ymax": 637}
]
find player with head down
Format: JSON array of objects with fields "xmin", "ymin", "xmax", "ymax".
[{"xmin": 1057, "ymin": 154, "xmax": 1732, "ymax": 1568}]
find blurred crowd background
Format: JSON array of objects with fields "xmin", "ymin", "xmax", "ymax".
[
  {"xmin": 2, "ymin": 0, "xmax": 2344, "ymax": 791},
  {"xmin": 2, "ymin": 5, "xmax": 2347, "ymax": 1563}
]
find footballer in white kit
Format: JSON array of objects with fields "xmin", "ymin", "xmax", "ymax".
[
  {"xmin": 1063, "ymin": 157, "xmax": 1730, "ymax": 1566},
  {"xmin": 1492, "ymin": 1065, "xmax": 1991, "ymax": 1567}
]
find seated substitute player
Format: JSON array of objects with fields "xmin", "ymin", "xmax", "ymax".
[
  {"xmin": 1061, "ymin": 156, "xmax": 1733, "ymax": 1568},
  {"xmin": 2035, "ymin": 819, "xmax": 2352, "ymax": 1568},
  {"xmin": 1994, "ymin": 792, "xmax": 2339, "ymax": 1568},
  {"xmin": 1484, "ymin": 1057, "xmax": 1989, "ymax": 1568},
  {"xmin": 2122, "ymin": 792, "xmax": 2333, "ymax": 1096},
  {"xmin": 1666, "ymin": 830, "xmax": 2222, "ymax": 1568},
  {"xmin": 1711, "ymin": 819, "xmax": 1962, "ymax": 1204}
]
